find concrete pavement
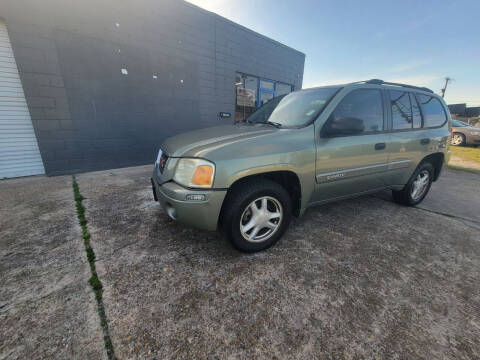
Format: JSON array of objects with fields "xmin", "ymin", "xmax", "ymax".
[
  {"xmin": 1, "ymin": 166, "xmax": 479, "ymax": 359},
  {"xmin": 0, "ymin": 175, "xmax": 105, "ymax": 359}
]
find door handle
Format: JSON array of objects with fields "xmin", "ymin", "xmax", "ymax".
[
  {"xmin": 375, "ymin": 142, "xmax": 386, "ymax": 150},
  {"xmin": 420, "ymin": 138, "xmax": 430, "ymax": 145}
]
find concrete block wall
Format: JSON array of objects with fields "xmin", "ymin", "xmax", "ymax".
[{"xmin": 0, "ymin": 0, "xmax": 305, "ymax": 175}]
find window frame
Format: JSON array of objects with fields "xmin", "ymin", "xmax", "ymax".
[{"xmin": 321, "ymin": 88, "xmax": 387, "ymax": 138}]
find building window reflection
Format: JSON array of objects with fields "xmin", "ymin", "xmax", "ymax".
[{"xmin": 234, "ymin": 72, "xmax": 293, "ymax": 122}]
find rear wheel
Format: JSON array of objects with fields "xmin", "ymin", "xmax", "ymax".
[
  {"xmin": 222, "ymin": 179, "xmax": 292, "ymax": 253},
  {"xmin": 392, "ymin": 162, "xmax": 434, "ymax": 206},
  {"xmin": 451, "ymin": 132, "xmax": 465, "ymax": 146}
]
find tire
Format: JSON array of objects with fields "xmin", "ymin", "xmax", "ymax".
[
  {"xmin": 392, "ymin": 162, "xmax": 434, "ymax": 206},
  {"xmin": 451, "ymin": 132, "xmax": 466, "ymax": 146},
  {"xmin": 222, "ymin": 179, "xmax": 292, "ymax": 253}
]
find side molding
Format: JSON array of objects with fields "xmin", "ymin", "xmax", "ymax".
[
  {"xmin": 316, "ymin": 160, "xmax": 411, "ymax": 183},
  {"xmin": 316, "ymin": 163, "xmax": 388, "ymax": 183}
]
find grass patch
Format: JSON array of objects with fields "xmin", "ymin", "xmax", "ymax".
[
  {"xmin": 89, "ymin": 275, "xmax": 103, "ymax": 291},
  {"xmin": 450, "ymin": 146, "xmax": 480, "ymax": 163},
  {"xmin": 72, "ymin": 175, "xmax": 116, "ymax": 360}
]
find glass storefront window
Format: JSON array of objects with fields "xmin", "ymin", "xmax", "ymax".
[
  {"xmin": 260, "ymin": 80, "xmax": 274, "ymax": 90},
  {"xmin": 260, "ymin": 92, "xmax": 274, "ymax": 106},
  {"xmin": 234, "ymin": 72, "xmax": 293, "ymax": 122},
  {"xmin": 276, "ymin": 83, "xmax": 292, "ymax": 96},
  {"xmin": 235, "ymin": 73, "xmax": 258, "ymax": 122}
]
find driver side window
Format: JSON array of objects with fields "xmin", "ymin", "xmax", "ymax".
[{"xmin": 328, "ymin": 89, "xmax": 384, "ymax": 135}]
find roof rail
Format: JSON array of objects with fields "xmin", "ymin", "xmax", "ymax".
[{"xmin": 365, "ymin": 79, "xmax": 433, "ymax": 93}]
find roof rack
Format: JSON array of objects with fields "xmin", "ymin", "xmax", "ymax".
[{"xmin": 365, "ymin": 79, "xmax": 433, "ymax": 93}]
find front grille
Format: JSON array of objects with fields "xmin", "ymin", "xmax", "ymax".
[{"xmin": 159, "ymin": 152, "xmax": 169, "ymax": 173}]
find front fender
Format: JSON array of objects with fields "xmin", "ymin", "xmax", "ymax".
[
  {"xmin": 207, "ymin": 126, "xmax": 317, "ymax": 212},
  {"xmin": 222, "ymin": 162, "xmax": 316, "ymax": 213},
  {"xmin": 226, "ymin": 163, "xmax": 298, "ymax": 187}
]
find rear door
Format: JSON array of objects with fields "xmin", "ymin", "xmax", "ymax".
[
  {"xmin": 384, "ymin": 90, "xmax": 437, "ymax": 186},
  {"xmin": 312, "ymin": 88, "xmax": 389, "ymax": 202}
]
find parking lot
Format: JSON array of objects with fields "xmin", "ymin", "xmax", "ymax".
[{"xmin": 1, "ymin": 166, "xmax": 480, "ymax": 359}]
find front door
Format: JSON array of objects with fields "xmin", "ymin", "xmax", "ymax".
[{"xmin": 312, "ymin": 88, "xmax": 389, "ymax": 203}]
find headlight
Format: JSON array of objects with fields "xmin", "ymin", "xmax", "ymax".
[
  {"xmin": 471, "ymin": 131, "xmax": 480, "ymax": 135},
  {"xmin": 155, "ymin": 149, "xmax": 162, "ymax": 165},
  {"xmin": 173, "ymin": 158, "xmax": 215, "ymax": 188},
  {"xmin": 155, "ymin": 149, "xmax": 169, "ymax": 173}
]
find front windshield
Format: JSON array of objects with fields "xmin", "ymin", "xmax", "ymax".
[
  {"xmin": 267, "ymin": 87, "xmax": 340, "ymax": 127},
  {"xmin": 246, "ymin": 95, "xmax": 286, "ymax": 124},
  {"xmin": 452, "ymin": 119, "xmax": 468, "ymax": 127}
]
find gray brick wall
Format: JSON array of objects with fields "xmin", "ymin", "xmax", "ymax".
[{"xmin": 0, "ymin": 0, "xmax": 305, "ymax": 175}]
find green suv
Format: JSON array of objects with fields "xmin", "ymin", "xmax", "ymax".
[{"xmin": 151, "ymin": 79, "xmax": 451, "ymax": 252}]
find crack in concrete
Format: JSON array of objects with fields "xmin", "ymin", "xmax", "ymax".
[
  {"xmin": 376, "ymin": 195, "xmax": 480, "ymax": 229},
  {"xmin": 416, "ymin": 206, "xmax": 480, "ymax": 226},
  {"xmin": 72, "ymin": 176, "xmax": 116, "ymax": 360}
]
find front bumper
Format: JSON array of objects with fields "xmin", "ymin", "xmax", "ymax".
[{"xmin": 151, "ymin": 176, "xmax": 226, "ymax": 231}]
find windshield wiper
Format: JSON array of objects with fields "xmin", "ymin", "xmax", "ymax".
[{"xmin": 258, "ymin": 121, "xmax": 282, "ymax": 128}]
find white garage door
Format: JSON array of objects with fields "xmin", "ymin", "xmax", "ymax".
[{"xmin": 0, "ymin": 20, "xmax": 45, "ymax": 179}]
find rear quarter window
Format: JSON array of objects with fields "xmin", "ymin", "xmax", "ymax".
[{"xmin": 417, "ymin": 94, "xmax": 447, "ymax": 127}]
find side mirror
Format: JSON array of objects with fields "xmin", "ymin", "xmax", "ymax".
[{"xmin": 323, "ymin": 116, "xmax": 364, "ymax": 137}]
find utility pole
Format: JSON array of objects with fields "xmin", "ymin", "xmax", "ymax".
[{"xmin": 440, "ymin": 77, "xmax": 451, "ymax": 98}]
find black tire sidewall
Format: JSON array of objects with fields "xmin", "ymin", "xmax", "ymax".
[{"xmin": 226, "ymin": 182, "xmax": 291, "ymax": 253}]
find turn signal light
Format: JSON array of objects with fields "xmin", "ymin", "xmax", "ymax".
[{"xmin": 192, "ymin": 165, "xmax": 213, "ymax": 186}]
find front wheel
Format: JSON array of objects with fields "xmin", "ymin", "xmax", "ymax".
[
  {"xmin": 392, "ymin": 162, "xmax": 434, "ymax": 206},
  {"xmin": 222, "ymin": 179, "xmax": 292, "ymax": 253}
]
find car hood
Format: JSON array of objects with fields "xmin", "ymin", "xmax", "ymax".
[
  {"xmin": 161, "ymin": 124, "xmax": 278, "ymax": 158},
  {"xmin": 453, "ymin": 125, "xmax": 478, "ymax": 132}
]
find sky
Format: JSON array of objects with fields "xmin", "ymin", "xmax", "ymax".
[{"xmin": 187, "ymin": 0, "xmax": 480, "ymax": 106}]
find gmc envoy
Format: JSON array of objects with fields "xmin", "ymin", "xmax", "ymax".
[{"xmin": 151, "ymin": 79, "xmax": 451, "ymax": 252}]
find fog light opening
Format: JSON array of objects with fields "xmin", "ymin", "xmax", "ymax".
[{"xmin": 165, "ymin": 203, "xmax": 177, "ymax": 220}]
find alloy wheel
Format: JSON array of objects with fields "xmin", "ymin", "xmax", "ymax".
[
  {"xmin": 239, "ymin": 196, "xmax": 283, "ymax": 243},
  {"xmin": 410, "ymin": 170, "xmax": 430, "ymax": 201}
]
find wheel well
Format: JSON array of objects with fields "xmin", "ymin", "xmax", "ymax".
[
  {"xmin": 218, "ymin": 171, "xmax": 302, "ymax": 227},
  {"xmin": 421, "ymin": 152, "xmax": 444, "ymax": 181}
]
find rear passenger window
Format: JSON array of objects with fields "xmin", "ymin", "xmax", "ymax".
[
  {"xmin": 417, "ymin": 94, "xmax": 447, "ymax": 127},
  {"xmin": 331, "ymin": 89, "xmax": 384, "ymax": 133},
  {"xmin": 390, "ymin": 90, "xmax": 412, "ymax": 130}
]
